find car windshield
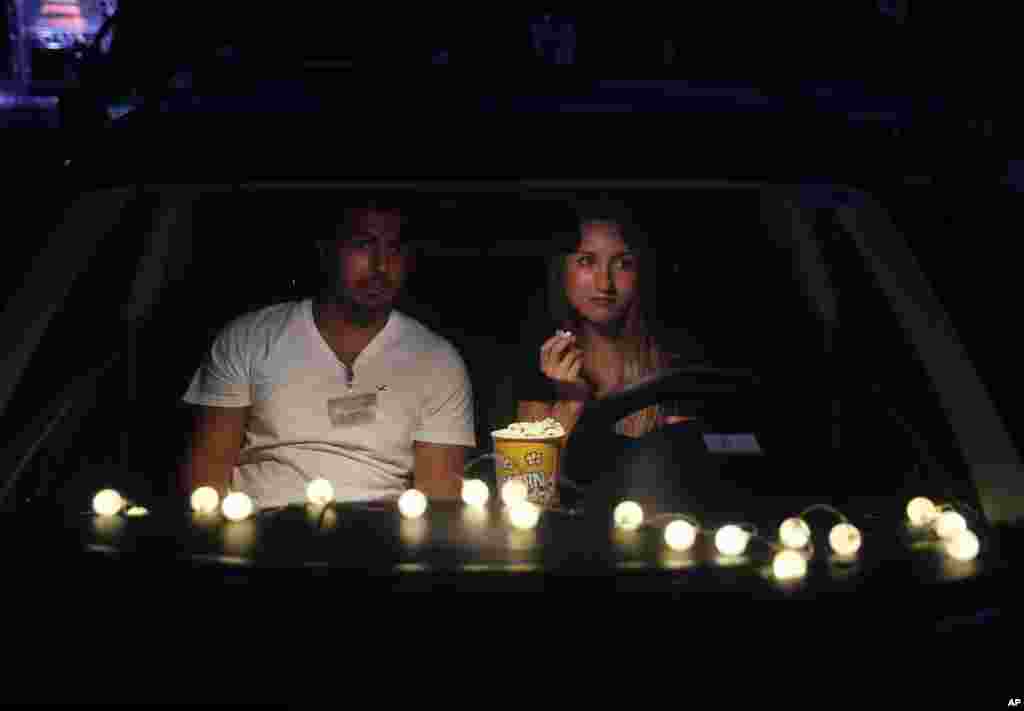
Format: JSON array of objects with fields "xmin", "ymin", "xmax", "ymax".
[{"xmin": 2, "ymin": 179, "xmax": 1017, "ymax": 531}]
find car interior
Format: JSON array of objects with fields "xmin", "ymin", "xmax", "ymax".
[{"xmin": 0, "ymin": 181, "xmax": 986, "ymax": 529}]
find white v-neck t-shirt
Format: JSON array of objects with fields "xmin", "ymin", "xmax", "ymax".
[{"xmin": 183, "ymin": 299, "xmax": 476, "ymax": 509}]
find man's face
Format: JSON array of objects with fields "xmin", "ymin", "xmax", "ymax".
[{"xmin": 321, "ymin": 208, "xmax": 410, "ymax": 314}]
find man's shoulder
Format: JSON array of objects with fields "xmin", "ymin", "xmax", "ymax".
[
  {"xmin": 392, "ymin": 311, "xmax": 464, "ymax": 362},
  {"xmin": 217, "ymin": 300, "xmax": 306, "ymax": 345}
]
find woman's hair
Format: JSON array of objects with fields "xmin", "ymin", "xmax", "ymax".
[{"xmin": 545, "ymin": 198, "xmax": 671, "ymax": 437}]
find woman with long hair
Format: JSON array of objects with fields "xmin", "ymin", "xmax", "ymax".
[{"xmin": 516, "ymin": 199, "xmax": 704, "ymax": 442}]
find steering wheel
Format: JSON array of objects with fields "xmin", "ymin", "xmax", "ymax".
[{"xmin": 561, "ymin": 366, "xmax": 766, "ymax": 519}]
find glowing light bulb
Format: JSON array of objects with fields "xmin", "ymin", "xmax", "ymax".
[
  {"xmin": 778, "ymin": 517, "xmax": 811, "ymax": 549},
  {"xmin": 306, "ymin": 478, "xmax": 335, "ymax": 506},
  {"xmin": 715, "ymin": 525, "xmax": 750, "ymax": 556},
  {"xmin": 500, "ymin": 479, "xmax": 528, "ymax": 507},
  {"xmin": 398, "ymin": 489, "xmax": 428, "ymax": 519},
  {"xmin": 945, "ymin": 529, "xmax": 980, "ymax": 562},
  {"xmin": 92, "ymin": 489, "xmax": 124, "ymax": 517},
  {"xmin": 829, "ymin": 523, "xmax": 862, "ymax": 557},
  {"xmin": 906, "ymin": 496, "xmax": 938, "ymax": 527},
  {"xmin": 508, "ymin": 501, "xmax": 540, "ymax": 530},
  {"xmin": 664, "ymin": 520, "xmax": 697, "ymax": 551},
  {"xmin": 772, "ymin": 549, "xmax": 808, "ymax": 581},
  {"xmin": 124, "ymin": 506, "xmax": 148, "ymax": 517},
  {"xmin": 462, "ymin": 479, "xmax": 490, "ymax": 508},
  {"xmin": 190, "ymin": 486, "xmax": 220, "ymax": 514},
  {"xmin": 934, "ymin": 510, "xmax": 968, "ymax": 540},
  {"xmin": 222, "ymin": 492, "xmax": 254, "ymax": 522},
  {"xmin": 613, "ymin": 501, "xmax": 644, "ymax": 531}
]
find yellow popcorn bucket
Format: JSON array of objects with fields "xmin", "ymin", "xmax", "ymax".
[{"xmin": 491, "ymin": 431, "xmax": 562, "ymax": 509}]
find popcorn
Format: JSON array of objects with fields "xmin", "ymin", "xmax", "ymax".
[{"xmin": 492, "ymin": 418, "xmax": 566, "ymax": 439}]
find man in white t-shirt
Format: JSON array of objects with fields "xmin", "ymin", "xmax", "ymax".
[{"xmin": 178, "ymin": 203, "xmax": 476, "ymax": 509}]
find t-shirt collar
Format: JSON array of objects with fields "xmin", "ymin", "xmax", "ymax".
[{"xmin": 304, "ymin": 298, "xmax": 403, "ymax": 367}]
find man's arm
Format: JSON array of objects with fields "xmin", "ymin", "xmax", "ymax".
[
  {"xmin": 412, "ymin": 441, "xmax": 467, "ymax": 500},
  {"xmin": 177, "ymin": 405, "xmax": 249, "ymax": 501},
  {"xmin": 411, "ymin": 341, "xmax": 475, "ymax": 499}
]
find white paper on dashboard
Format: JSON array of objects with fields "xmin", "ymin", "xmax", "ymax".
[{"xmin": 702, "ymin": 433, "xmax": 763, "ymax": 455}]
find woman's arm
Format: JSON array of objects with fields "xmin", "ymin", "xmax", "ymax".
[{"xmin": 515, "ymin": 331, "xmax": 594, "ymax": 443}]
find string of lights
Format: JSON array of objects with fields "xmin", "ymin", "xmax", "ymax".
[{"xmin": 86, "ymin": 474, "xmax": 984, "ymax": 581}]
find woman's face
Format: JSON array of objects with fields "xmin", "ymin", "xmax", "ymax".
[{"xmin": 564, "ymin": 220, "xmax": 639, "ymax": 327}]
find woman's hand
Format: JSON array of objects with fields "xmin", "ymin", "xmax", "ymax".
[{"xmin": 540, "ymin": 331, "xmax": 592, "ymax": 401}]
